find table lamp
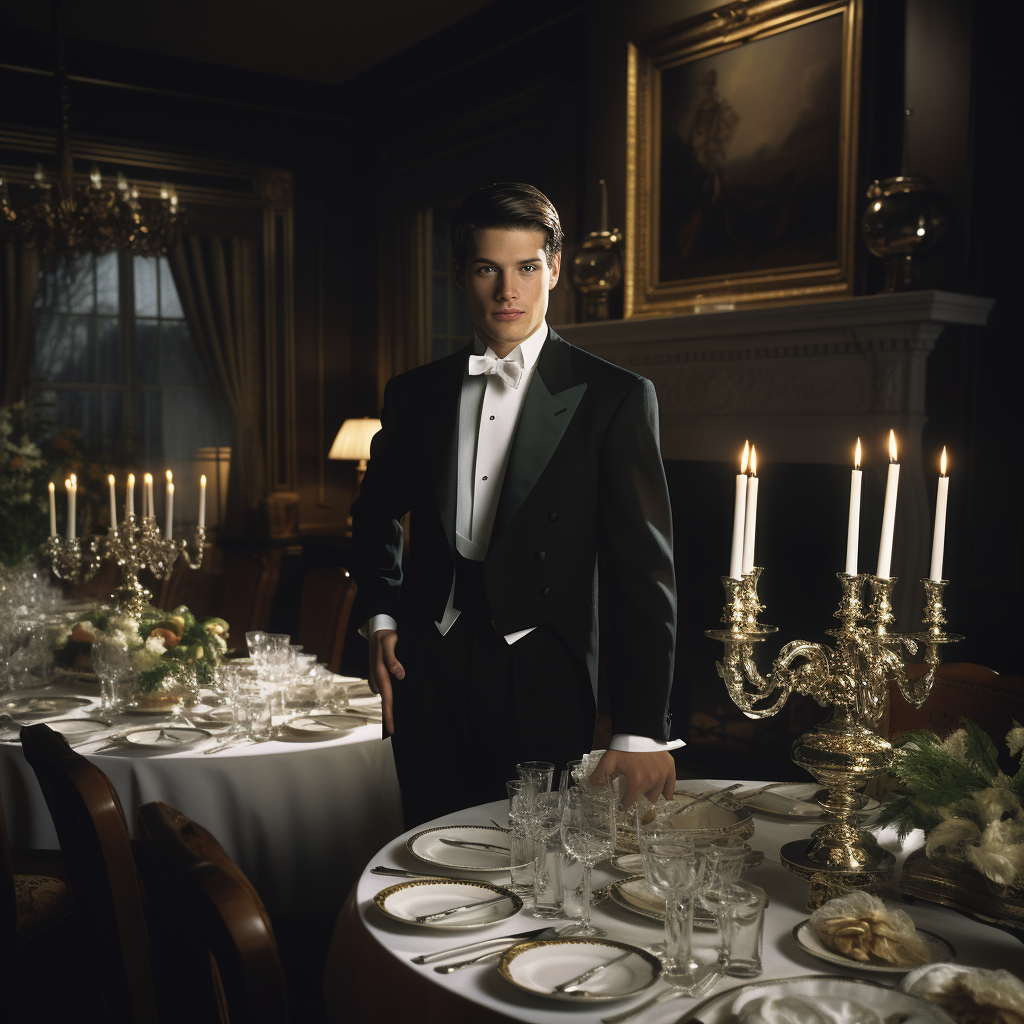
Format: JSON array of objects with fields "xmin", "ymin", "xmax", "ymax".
[{"xmin": 329, "ymin": 419, "xmax": 381, "ymax": 536}]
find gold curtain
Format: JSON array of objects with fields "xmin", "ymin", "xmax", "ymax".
[
  {"xmin": 0, "ymin": 241, "xmax": 40, "ymax": 406},
  {"xmin": 167, "ymin": 235, "xmax": 265, "ymax": 541}
]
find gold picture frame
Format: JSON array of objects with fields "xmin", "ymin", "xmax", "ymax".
[{"xmin": 625, "ymin": 0, "xmax": 863, "ymax": 317}]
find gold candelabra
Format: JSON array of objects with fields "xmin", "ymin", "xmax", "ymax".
[
  {"xmin": 43, "ymin": 515, "xmax": 205, "ymax": 619},
  {"xmin": 707, "ymin": 569, "xmax": 961, "ymax": 907}
]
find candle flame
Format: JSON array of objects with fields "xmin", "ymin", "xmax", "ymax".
[
  {"xmin": 888, "ymin": 429, "xmax": 898, "ymax": 463},
  {"xmin": 940, "ymin": 446, "xmax": 947, "ymax": 476},
  {"xmin": 740, "ymin": 440, "xmax": 750, "ymax": 474},
  {"xmin": 200, "ymin": 474, "xmax": 206, "ymax": 486},
  {"xmin": 65, "ymin": 479, "xmax": 71, "ymax": 491},
  {"xmin": 49, "ymin": 481, "xmax": 55, "ymax": 492},
  {"xmin": 168, "ymin": 482, "xmax": 174, "ymax": 495},
  {"xmin": 108, "ymin": 474, "xmax": 115, "ymax": 485},
  {"xmin": 70, "ymin": 473, "xmax": 76, "ymax": 487},
  {"xmin": 144, "ymin": 472, "xmax": 153, "ymax": 484},
  {"xmin": 750, "ymin": 445, "xmax": 757, "ymax": 477},
  {"xmin": 128, "ymin": 473, "xmax": 135, "ymax": 487},
  {"xmin": 855, "ymin": 438, "xmax": 861, "ymax": 469},
  {"xmin": 166, "ymin": 469, "xmax": 173, "ymax": 483}
]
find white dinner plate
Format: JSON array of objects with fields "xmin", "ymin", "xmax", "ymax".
[
  {"xmin": 122, "ymin": 726, "xmax": 211, "ymax": 749},
  {"xmin": 45, "ymin": 717, "xmax": 111, "ymax": 741},
  {"xmin": 611, "ymin": 853, "xmax": 643, "ymax": 874},
  {"xmin": 0, "ymin": 695, "xmax": 92, "ymax": 717},
  {"xmin": 677, "ymin": 974, "xmax": 957, "ymax": 1024},
  {"xmin": 498, "ymin": 937, "xmax": 660, "ymax": 1002},
  {"xmin": 285, "ymin": 714, "xmax": 364, "ymax": 735},
  {"xmin": 373, "ymin": 878, "xmax": 522, "ymax": 930},
  {"xmin": 407, "ymin": 825, "xmax": 525, "ymax": 872},
  {"xmin": 608, "ymin": 877, "xmax": 717, "ymax": 928},
  {"xmin": 792, "ymin": 920, "xmax": 956, "ymax": 973}
]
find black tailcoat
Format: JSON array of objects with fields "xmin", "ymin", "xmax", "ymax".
[{"xmin": 350, "ymin": 329, "xmax": 676, "ymax": 745}]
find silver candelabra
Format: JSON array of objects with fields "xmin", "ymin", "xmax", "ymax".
[
  {"xmin": 43, "ymin": 514, "xmax": 205, "ymax": 619},
  {"xmin": 707, "ymin": 568, "xmax": 961, "ymax": 907}
]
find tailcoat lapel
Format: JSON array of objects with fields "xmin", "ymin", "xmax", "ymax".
[
  {"xmin": 424, "ymin": 345, "xmax": 470, "ymax": 553},
  {"xmin": 491, "ymin": 332, "xmax": 586, "ymax": 546}
]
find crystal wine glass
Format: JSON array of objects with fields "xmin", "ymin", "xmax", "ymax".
[
  {"xmin": 559, "ymin": 779, "xmax": 616, "ymax": 936},
  {"xmin": 640, "ymin": 824, "xmax": 707, "ymax": 992}
]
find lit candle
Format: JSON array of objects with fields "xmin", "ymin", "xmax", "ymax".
[
  {"xmin": 929, "ymin": 447, "xmax": 949, "ymax": 581},
  {"xmin": 144, "ymin": 473, "xmax": 154, "ymax": 518},
  {"xmin": 199, "ymin": 474, "xmax": 207, "ymax": 529},
  {"xmin": 845, "ymin": 438, "xmax": 862, "ymax": 575},
  {"xmin": 66, "ymin": 476, "xmax": 77, "ymax": 542},
  {"xmin": 165, "ymin": 482, "xmax": 174, "ymax": 540},
  {"xmin": 108, "ymin": 474, "xmax": 117, "ymax": 528},
  {"xmin": 876, "ymin": 430, "xmax": 900, "ymax": 579},
  {"xmin": 741, "ymin": 446, "xmax": 758, "ymax": 575},
  {"xmin": 48, "ymin": 482, "xmax": 57, "ymax": 537},
  {"xmin": 729, "ymin": 441, "xmax": 750, "ymax": 580},
  {"xmin": 127, "ymin": 473, "xmax": 135, "ymax": 516}
]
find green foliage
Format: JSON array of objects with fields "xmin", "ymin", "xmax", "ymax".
[{"xmin": 874, "ymin": 717, "xmax": 1024, "ymax": 841}]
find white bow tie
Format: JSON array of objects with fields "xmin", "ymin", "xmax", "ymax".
[{"xmin": 467, "ymin": 351, "xmax": 524, "ymax": 389}]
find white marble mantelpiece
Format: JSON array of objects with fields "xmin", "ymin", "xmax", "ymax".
[{"xmin": 556, "ymin": 290, "xmax": 993, "ymax": 623}]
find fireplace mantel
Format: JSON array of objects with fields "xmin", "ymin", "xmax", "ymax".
[{"xmin": 556, "ymin": 290, "xmax": 993, "ymax": 621}]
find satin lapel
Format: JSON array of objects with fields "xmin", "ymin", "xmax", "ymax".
[
  {"xmin": 491, "ymin": 334, "xmax": 586, "ymax": 545},
  {"xmin": 424, "ymin": 346, "xmax": 470, "ymax": 552}
]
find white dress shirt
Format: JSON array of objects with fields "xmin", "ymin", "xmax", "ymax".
[{"xmin": 363, "ymin": 322, "xmax": 682, "ymax": 753}]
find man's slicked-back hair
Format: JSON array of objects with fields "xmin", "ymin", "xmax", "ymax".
[{"xmin": 451, "ymin": 182, "xmax": 563, "ymax": 270}]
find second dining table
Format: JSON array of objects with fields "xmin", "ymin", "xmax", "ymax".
[
  {"xmin": 325, "ymin": 780, "xmax": 1024, "ymax": 1024},
  {"xmin": 0, "ymin": 676, "xmax": 404, "ymax": 917}
]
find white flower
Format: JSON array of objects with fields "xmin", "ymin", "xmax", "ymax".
[
  {"xmin": 130, "ymin": 645, "xmax": 164, "ymax": 673},
  {"xmin": 1008, "ymin": 725, "xmax": 1024, "ymax": 759},
  {"xmin": 145, "ymin": 634, "xmax": 166, "ymax": 656},
  {"xmin": 965, "ymin": 819, "xmax": 1024, "ymax": 887}
]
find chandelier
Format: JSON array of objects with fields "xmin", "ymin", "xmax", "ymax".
[{"xmin": 0, "ymin": 9, "xmax": 182, "ymax": 261}]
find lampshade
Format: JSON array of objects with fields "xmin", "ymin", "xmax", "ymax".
[{"xmin": 328, "ymin": 418, "xmax": 381, "ymax": 461}]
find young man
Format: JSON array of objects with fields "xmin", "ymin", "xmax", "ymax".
[{"xmin": 351, "ymin": 182, "xmax": 680, "ymax": 827}]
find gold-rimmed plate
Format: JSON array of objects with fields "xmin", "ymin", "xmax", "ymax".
[
  {"xmin": 607, "ymin": 876, "xmax": 717, "ymax": 928},
  {"xmin": 676, "ymin": 974, "xmax": 957, "ymax": 1024},
  {"xmin": 792, "ymin": 921, "xmax": 955, "ymax": 973},
  {"xmin": 497, "ymin": 937, "xmax": 660, "ymax": 1002},
  {"xmin": 407, "ymin": 825, "xmax": 525, "ymax": 872},
  {"xmin": 373, "ymin": 878, "xmax": 522, "ymax": 930},
  {"xmin": 0, "ymin": 695, "xmax": 92, "ymax": 717}
]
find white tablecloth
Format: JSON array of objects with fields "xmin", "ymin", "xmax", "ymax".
[
  {"xmin": 1, "ymin": 682, "xmax": 404, "ymax": 917},
  {"xmin": 325, "ymin": 782, "xmax": 1023, "ymax": 1024}
]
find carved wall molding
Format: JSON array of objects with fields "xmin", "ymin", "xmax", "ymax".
[{"xmin": 557, "ymin": 290, "xmax": 993, "ymax": 624}]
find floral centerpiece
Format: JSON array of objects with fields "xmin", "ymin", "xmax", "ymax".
[
  {"xmin": 875, "ymin": 719, "xmax": 1024, "ymax": 919},
  {"xmin": 55, "ymin": 603, "xmax": 229, "ymax": 695}
]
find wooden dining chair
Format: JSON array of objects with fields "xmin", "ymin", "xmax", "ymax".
[
  {"xmin": 19, "ymin": 723, "xmax": 160, "ymax": 1024},
  {"xmin": 297, "ymin": 566, "xmax": 357, "ymax": 672},
  {"xmin": 888, "ymin": 662, "xmax": 1024, "ymax": 747},
  {"xmin": 137, "ymin": 800, "xmax": 289, "ymax": 1024}
]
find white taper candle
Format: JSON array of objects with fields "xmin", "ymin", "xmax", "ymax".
[
  {"xmin": 199, "ymin": 474, "xmax": 207, "ymax": 529},
  {"xmin": 741, "ymin": 446, "xmax": 758, "ymax": 575},
  {"xmin": 845, "ymin": 438, "xmax": 862, "ymax": 575},
  {"xmin": 929, "ymin": 448, "xmax": 949, "ymax": 581},
  {"xmin": 127, "ymin": 473, "xmax": 135, "ymax": 516},
  {"xmin": 729, "ymin": 441, "xmax": 750, "ymax": 580},
  {"xmin": 165, "ymin": 482, "xmax": 174, "ymax": 540},
  {"xmin": 66, "ymin": 477, "xmax": 76, "ymax": 542},
  {"xmin": 876, "ymin": 431, "xmax": 900, "ymax": 579},
  {"xmin": 48, "ymin": 482, "xmax": 56, "ymax": 537},
  {"xmin": 108, "ymin": 474, "xmax": 117, "ymax": 528}
]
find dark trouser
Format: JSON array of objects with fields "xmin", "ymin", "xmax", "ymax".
[{"xmin": 390, "ymin": 610, "xmax": 596, "ymax": 830}]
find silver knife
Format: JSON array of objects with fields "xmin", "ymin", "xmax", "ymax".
[
  {"xmin": 415, "ymin": 892, "xmax": 512, "ymax": 923},
  {"xmin": 553, "ymin": 950, "xmax": 633, "ymax": 993},
  {"xmin": 372, "ymin": 866, "xmax": 510, "ymax": 883},
  {"xmin": 410, "ymin": 925, "xmax": 553, "ymax": 964},
  {"xmin": 434, "ymin": 926, "xmax": 561, "ymax": 972},
  {"xmin": 438, "ymin": 837, "xmax": 510, "ymax": 854}
]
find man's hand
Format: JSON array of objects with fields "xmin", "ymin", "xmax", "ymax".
[
  {"xmin": 590, "ymin": 749, "xmax": 676, "ymax": 811},
  {"xmin": 368, "ymin": 628, "xmax": 404, "ymax": 736}
]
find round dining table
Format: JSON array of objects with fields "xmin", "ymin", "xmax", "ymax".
[
  {"xmin": 324, "ymin": 781, "xmax": 1023, "ymax": 1024},
  {"xmin": 0, "ymin": 677, "xmax": 404, "ymax": 917}
]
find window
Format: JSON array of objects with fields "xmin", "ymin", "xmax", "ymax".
[
  {"xmin": 33, "ymin": 251, "xmax": 232, "ymax": 525},
  {"xmin": 430, "ymin": 210, "xmax": 475, "ymax": 362}
]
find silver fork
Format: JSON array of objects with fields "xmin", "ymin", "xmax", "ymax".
[{"xmin": 600, "ymin": 966, "xmax": 722, "ymax": 1024}]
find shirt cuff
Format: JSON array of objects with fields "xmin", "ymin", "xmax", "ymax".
[
  {"xmin": 609, "ymin": 734, "xmax": 686, "ymax": 752},
  {"xmin": 359, "ymin": 614, "xmax": 398, "ymax": 639}
]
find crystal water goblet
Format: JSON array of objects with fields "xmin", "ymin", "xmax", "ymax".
[
  {"xmin": 639, "ymin": 825, "xmax": 708, "ymax": 992},
  {"xmin": 91, "ymin": 638, "xmax": 130, "ymax": 713},
  {"xmin": 559, "ymin": 779, "xmax": 616, "ymax": 936}
]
